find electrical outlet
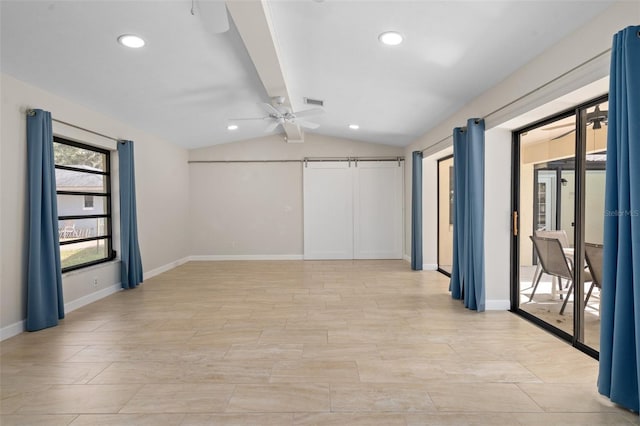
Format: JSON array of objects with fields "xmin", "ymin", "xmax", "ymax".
[{"xmin": 92, "ymin": 277, "xmax": 98, "ymax": 287}]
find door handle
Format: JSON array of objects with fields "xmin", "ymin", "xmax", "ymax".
[{"xmin": 513, "ymin": 211, "xmax": 518, "ymax": 237}]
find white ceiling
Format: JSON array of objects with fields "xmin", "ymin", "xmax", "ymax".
[{"xmin": 0, "ymin": 0, "xmax": 615, "ymax": 149}]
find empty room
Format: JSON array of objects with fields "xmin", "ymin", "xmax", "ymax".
[{"xmin": 1, "ymin": 1, "xmax": 639, "ymax": 425}]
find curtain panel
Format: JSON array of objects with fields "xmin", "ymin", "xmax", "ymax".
[
  {"xmin": 26, "ymin": 109, "xmax": 65, "ymax": 331},
  {"xmin": 449, "ymin": 119, "xmax": 486, "ymax": 311},
  {"xmin": 598, "ymin": 25, "xmax": 640, "ymax": 413},
  {"xmin": 411, "ymin": 151, "xmax": 423, "ymax": 270},
  {"xmin": 118, "ymin": 140, "xmax": 143, "ymax": 289}
]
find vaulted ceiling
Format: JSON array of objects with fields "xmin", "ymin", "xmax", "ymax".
[{"xmin": 0, "ymin": 1, "xmax": 615, "ymax": 149}]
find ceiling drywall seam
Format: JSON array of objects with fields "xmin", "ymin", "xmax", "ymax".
[{"xmin": 225, "ymin": 0, "xmax": 303, "ymax": 142}]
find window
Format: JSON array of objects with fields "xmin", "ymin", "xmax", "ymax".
[
  {"xmin": 54, "ymin": 137, "xmax": 115, "ymax": 271},
  {"xmin": 83, "ymin": 195, "xmax": 94, "ymax": 210}
]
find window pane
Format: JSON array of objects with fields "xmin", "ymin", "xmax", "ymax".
[
  {"xmin": 58, "ymin": 218, "xmax": 108, "ymax": 240},
  {"xmin": 57, "ymin": 195, "xmax": 108, "ymax": 215},
  {"xmin": 84, "ymin": 195, "xmax": 94, "ymax": 209},
  {"xmin": 582, "ymin": 100, "xmax": 608, "ymax": 352},
  {"xmin": 54, "ymin": 141, "xmax": 107, "ymax": 171},
  {"xmin": 55, "ymin": 168, "xmax": 106, "ymax": 193},
  {"xmin": 61, "ymin": 239, "xmax": 108, "ymax": 270}
]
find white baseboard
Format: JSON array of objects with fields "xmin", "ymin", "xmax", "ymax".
[
  {"xmin": 0, "ymin": 320, "xmax": 26, "ymax": 341},
  {"xmin": 401, "ymin": 255, "xmax": 438, "ymax": 272},
  {"xmin": 1, "ymin": 282, "xmax": 123, "ymax": 341},
  {"xmin": 1, "ymin": 256, "xmax": 195, "ymax": 342},
  {"xmin": 189, "ymin": 254, "xmax": 304, "ymax": 261},
  {"xmin": 485, "ymin": 299, "xmax": 511, "ymax": 310},
  {"xmin": 144, "ymin": 256, "xmax": 191, "ymax": 280},
  {"xmin": 65, "ymin": 283, "xmax": 122, "ymax": 313}
]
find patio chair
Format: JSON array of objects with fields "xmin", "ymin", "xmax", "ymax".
[
  {"xmin": 530, "ymin": 229, "xmax": 571, "ymax": 298},
  {"xmin": 584, "ymin": 243, "xmax": 603, "ymax": 307},
  {"xmin": 529, "ymin": 236, "xmax": 591, "ymax": 315}
]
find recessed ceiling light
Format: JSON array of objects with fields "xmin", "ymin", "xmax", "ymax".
[
  {"xmin": 117, "ymin": 34, "xmax": 145, "ymax": 49},
  {"xmin": 227, "ymin": 124, "xmax": 239, "ymax": 131},
  {"xmin": 378, "ymin": 31, "xmax": 403, "ymax": 46},
  {"xmin": 349, "ymin": 124, "xmax": 360, "ymax": 130}
]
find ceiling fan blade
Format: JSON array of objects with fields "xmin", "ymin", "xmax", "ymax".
[
  {"xmin": 551, "ymin": 129, "xmax": 575, "ymax": 140},
  {"xmin": 293, "ymin": 108, "xmax": 324, "ymax": 119},
  {"xmin": 259, "ymin": 103, "xmax": 282, "ymax": 116},
  {"xmin": 296, "ymin": 120, "xmax": 320, "ymax": 129},
  {"xmin": 228, "ymin": 117, "xmax": 267, "ymax": 121},
  {"xmin": 264, "ymin": 120, "xmax": 282, "ymax": 133},
  {"xmin": 542, "ymin": 123, "xmax": 574, "ymax": 131}
]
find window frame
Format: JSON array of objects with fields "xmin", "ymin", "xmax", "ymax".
[{"xmin": 54, "ymin": 136, "xmax": 116, "ymax": 272}]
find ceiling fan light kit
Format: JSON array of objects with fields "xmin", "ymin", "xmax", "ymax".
[{"xmin": 271, "ymin": 95, "xmax": 286, "ymax": 105}]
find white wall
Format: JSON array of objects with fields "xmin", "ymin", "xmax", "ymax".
[
  {"xmin": 421, "ymin": 154, "xmax": 439, "ymax": 270},
  {"xmin": 190, "ymin": 161, "xmax": 302, "ymax": 257},
  {"xmin": 0, "ymin": 73, "xmax": 190, "ymax": 336},
  {"xmin": 403, "ymin": 1, "xmax": 639, "ymax": 308},
  {"xmin": 484, "ymin": 128, "xmax": 512, "ymax": 309},
  {"xmin": 188, "ymin": 134, "xmax": 403, "ymax": 258}
]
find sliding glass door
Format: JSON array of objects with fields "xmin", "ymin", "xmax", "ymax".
[{"xmin": 512, "ymin": 95, "xmax": 608, "ymax": 356}]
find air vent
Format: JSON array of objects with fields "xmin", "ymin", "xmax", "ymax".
[{"xmin": 303, "ymin": 97, "xmax": 324, "ymax": 107}]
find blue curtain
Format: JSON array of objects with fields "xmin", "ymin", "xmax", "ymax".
[
  {"xmin": 26, "ymin": 109, "xmax": 64, "ymax": 331},
  {"xmin": 449, "ymin": 119, "xmax": 485, "ymax": 311},
  {"xmin": 598, "ymin": 25, "xmax": 640, "ymax": 413},
  {"xmin": 118, "ymin": 140, "xmax": 143, "ymax": 289},
  {"xmin": 411, "ymin": 151, "xmax": 423, "ymax": 270},
  {"xmin": 450, "ymin": 128, "xmax": 466, "ymax": 300}
]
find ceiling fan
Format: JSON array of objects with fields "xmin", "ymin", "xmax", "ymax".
[
  {"xmin": 544, "ymin": 105, "xmax": 608, "ymax": 140},
  {"xmin": 230, "ymin": 98, "xmax": 324, "ymax": 133}
]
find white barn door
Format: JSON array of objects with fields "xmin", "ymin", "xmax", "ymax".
[
  {"xmin": 303, "ymin": 160, "xmax": 403, "ymax": 260},
  {"xmin": 354, "ymin": 161, "xmax": 403, "ymax": 259},
  {"xmin": 303, "ymin": 162, "xmax": 354, "ymax": 259}
]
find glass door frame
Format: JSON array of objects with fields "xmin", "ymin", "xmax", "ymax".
[
  {"xmin": 510, "ymin": 94, "xmax": 608, "ymax": 360},
  {"xmin": 437, "ymin": 154, "xmax": 454, "ymax": 277}
]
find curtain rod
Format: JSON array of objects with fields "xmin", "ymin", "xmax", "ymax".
[
  {"xmin": 188, "ymin": 156, "xmax": 405, "ymax": 164},
  {"xmin": 189, "ymin": 160, "xmax": 301, "ymax": 164},
  {"xmin": 420, "ymin": 47, "xmax": 612, "ymax": 154},
  {"xmin": 26, "ymin": 109, "xmax": 120, "ymax": 142}
]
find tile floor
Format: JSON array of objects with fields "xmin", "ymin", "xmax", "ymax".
[{"xmin": 1, "ymin": 260, "xmax": 637, "ymax": 425}]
